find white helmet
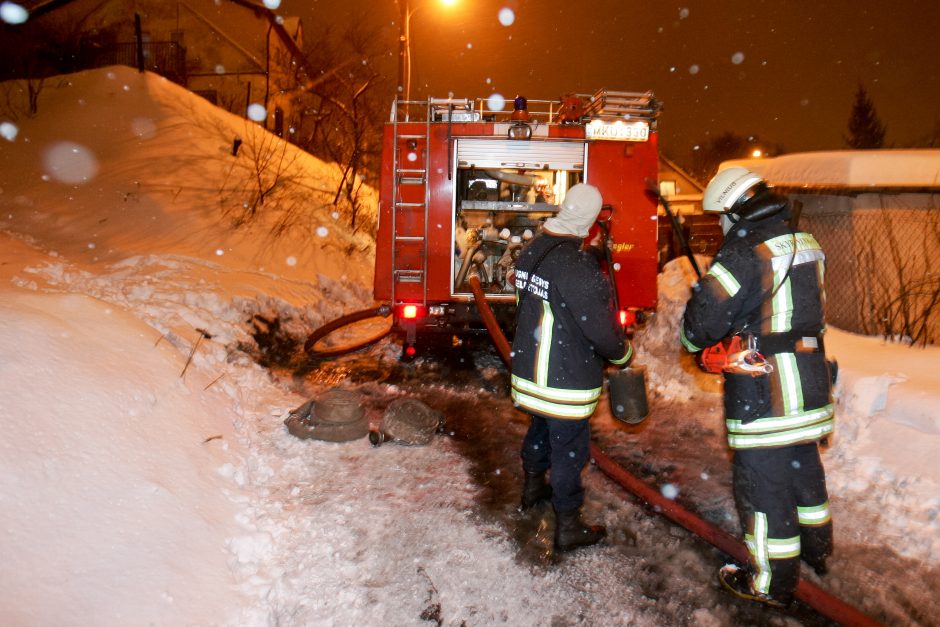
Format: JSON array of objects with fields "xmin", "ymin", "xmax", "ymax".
[{"xmin": 703, "ymin": 166, "xmax": 765, "ymax": 214}]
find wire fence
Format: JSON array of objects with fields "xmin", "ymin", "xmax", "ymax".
[
  {"xmin": 796, "ymin": 192, "xmax": 940, "ymax": 347},
  {"xmin": 77, "ymin": 41, "xmax": 187, "ymax": 85}
]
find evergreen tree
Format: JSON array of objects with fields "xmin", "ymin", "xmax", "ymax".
[{"xmin": 844, "ymin": 83, "xmax": 886, "ymax": 149}]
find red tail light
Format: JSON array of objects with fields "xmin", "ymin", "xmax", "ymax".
[
  {"xmin": 619, "ymin": 309, "xmax": 636, "ymax": 327},
  {"xmin": 398, "ymin": 304, "xmax": 425, "ymax": 320}
]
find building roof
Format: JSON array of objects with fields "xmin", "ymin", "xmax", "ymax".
[{"xmin": 723, "ymin": 149, "xmax": 940, "ymax": 192}]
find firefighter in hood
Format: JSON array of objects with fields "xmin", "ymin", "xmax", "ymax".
[
  {"xmin": 511, "ymin": 183, "xmax": 634, "ymax": 552},
  {"xmin": 681, "ymin": 167, "xmax": 834, "ymax": 606}
]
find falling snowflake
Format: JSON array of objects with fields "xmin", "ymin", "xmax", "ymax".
[
  {"xmin": 498, "ymin": 8, "xmax": 515, "ymax": 26},
  {"xmin": 487, "ymin": 93, "xmax": 506, "ymax": 111},
  {"xmin": 43, "ymin": 141, "xmax": 99, "ymax": 184},
  {"xmin": 247, "ymin": 103, "xmax": 267, "ymax": 122},
  {"xmin": 661, "ymin": 483, "xmax": 680, "ymax": 500},
  {"xmin": 0, "ymin": 121, "xmax": 19, "ymax": 142},
  {"xmin": 0, "ymin": 1, "xmax": 28, "ymax": 25}
]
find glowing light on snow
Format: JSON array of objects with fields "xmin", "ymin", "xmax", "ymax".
[
  {"xmin": 487, "ymin": 93, "xmax": 506, "ymax": 111},
  {"xmin": 731, "ymin": 52, "xmax": 745, "ymax": 64},
  {"xmin": 0, "ymin": 121, "xmax": 18, "ymax": 141},
  {"xmin": 131, "ymin": 117, "xmax": 156, "ymax": 139},
  {"xmin": 0, "ymin": 1, "xmax": 28, "ymax": 25},
  {"xmin": 316, "ymin": 226, "xmax": 329, "ymax": 237},
  {"xmin": 43, "ymin": 141, "xmax": 99, "ymax": 184},
  {"xmin": 689, "ymin": 64, "xmax": 700, "ymax": 75},
  {"xmin": 262, "ymin": 0, "xmax": 281, "ymax": 8},
  {"xmin": 661, "ymin": 483, "xmax": 680, "ymax": 500},
  {"xmin": 498, "ymin": 8, "xmax": 515, "ymax": 26},
  {"xmin": 285, "ymin": 256, "xmax": 297, "ymax": 267},
  {"xmin": 247, "ymin": 103, "xmax": 267, "ymax": 122}
]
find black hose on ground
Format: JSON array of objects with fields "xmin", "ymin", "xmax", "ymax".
[{"xmin": 304, "ymin": 305, "xmax": 392, "ymax": 358}]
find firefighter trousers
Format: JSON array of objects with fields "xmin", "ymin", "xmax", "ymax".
[
  {"xmin": 732, "ymin": 443, "xmax": 833, "ymax": 601},
  {"xmin": 521, "ymin": 414, "xmax": 590, "ymax": 513}
]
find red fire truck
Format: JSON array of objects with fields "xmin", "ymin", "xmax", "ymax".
[{"xmin": 373, "ymin": 89, "xmax": 662, "ymax": 357}]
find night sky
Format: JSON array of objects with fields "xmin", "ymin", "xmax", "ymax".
[{"xmin": 287, "ymin": 0, "xmax": 940, "ymax": 165}]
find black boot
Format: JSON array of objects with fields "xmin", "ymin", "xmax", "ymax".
[
  {"xmin": 554, "ymin": 508, "xmax": 606, "ymax": 552},
  {"xmin": 520, "ymin": 470, "xmax": 552, "ymax": 510},
  {"xmin": 803, "ymin": 555, "xmax": 829, "ymax": 576}
]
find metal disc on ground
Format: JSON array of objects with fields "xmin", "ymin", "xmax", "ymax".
[
  {"xmin": 284, "ymin": 389, "xmax": 368, "ymax": 442},
  {"xmin": 380, "ymin": 398, "xmax": 444, "ymax": 446}
]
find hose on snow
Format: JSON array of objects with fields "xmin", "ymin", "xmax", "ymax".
[{"xmin": 303, "ymin": 305, "xmax": 392, "ymax": 358}]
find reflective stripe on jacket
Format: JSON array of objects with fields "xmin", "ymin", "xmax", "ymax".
[
  {"xmin": 681, "ymin": 211, "xmax": 834, "ymax": 449},
  {"xmin": 511, "ymin": 233, "xmax": 631, "ymax": 420}
]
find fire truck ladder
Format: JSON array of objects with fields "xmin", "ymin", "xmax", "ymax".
[
  {"xmin": 390, "ymin": 98, "xmax": 432, "ymax": 306},
  {"xmin": 389, "ymin": 97, "xmax": 474, "ymax": 307}
]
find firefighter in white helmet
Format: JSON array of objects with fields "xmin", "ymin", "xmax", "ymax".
[
  {"xmin": 681, "ymin": 166, "xmax": 835, "ymax": 606},
  {"xmin": 511, "ymin": 183, "xmax": 634, "ymax": 553}
]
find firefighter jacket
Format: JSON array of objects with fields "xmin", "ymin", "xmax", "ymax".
[
  {"xmin": 511, "ymin": 233, "xmax": 633, "ymax": 420},
  {"xmin": 680, "ymin": 209, "xmax": 834, "ymax": 449}
]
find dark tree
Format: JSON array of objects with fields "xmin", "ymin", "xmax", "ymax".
[
  {"xmin": 688, "ymin": 131, "xmax": 753, "ymax": 182},
  {"xmin": 844, "ymin": 83, "xmax": 886, "ymax": 149}
]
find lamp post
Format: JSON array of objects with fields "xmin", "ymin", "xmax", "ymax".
[
  {"xmin": 397, "ymin": 0, "xmax": 456, "ymax": 103},
  {"xmin": 397, "ymin": 0, "xmax": 409, "ymax": 102}
]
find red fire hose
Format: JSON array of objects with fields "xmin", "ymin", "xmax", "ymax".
[
  {"xmin": 469, "ymin": 275, "xmax": 881, "ymax": 626},
  {"xmin": 468, "ymin": 275, "xmax": 512, "ymax": 369}
]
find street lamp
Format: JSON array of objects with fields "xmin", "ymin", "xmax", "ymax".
[{"xmin": 397, "ymin": 0, "xmax": 457, "ymax": 102}]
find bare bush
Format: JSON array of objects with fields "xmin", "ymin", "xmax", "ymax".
[
  {"xmin": 218, "ymin": 121, "xmax": 307, "ymax": 233},
  {"xmin": 800, "ymin": 194, "xmax": 939, "ymax": 347}
]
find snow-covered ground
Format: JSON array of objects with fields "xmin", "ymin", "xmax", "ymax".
[{"xmin": 1, "ymin": 66, "xmax": 938, "ymax": 626}]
